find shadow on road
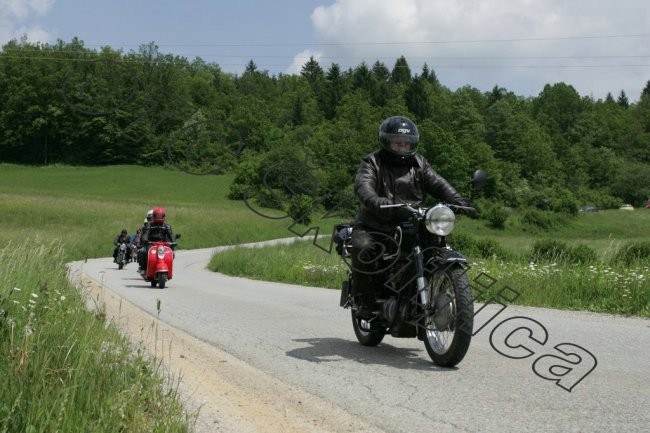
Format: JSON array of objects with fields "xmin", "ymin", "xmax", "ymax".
[{"xmin": 286, "ymin": 337, "xmax": 457, "ymax": 372}]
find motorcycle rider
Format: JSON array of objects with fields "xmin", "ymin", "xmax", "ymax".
[
  {"xmin": 351, "ymin": 115, "xmax": 471, "ymax": 315},
  {"xmin": 138, "ymin": 207, "xmax": 176, "ymax": 272},
  {"xmin": 136, "ymin": 209, "xmax": 154, "ymax": 271},
  {"xmin": 143, "ymin": 209, "xmax": 153, "ymax": 232},
  {"xmin": 112, "ymin": 229, "xmax": 131, "ymax": 263}
]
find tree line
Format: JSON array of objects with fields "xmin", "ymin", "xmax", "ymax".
[{"xmin": 1, "ymin": 37, "xmax": 649, "ymax": 218}]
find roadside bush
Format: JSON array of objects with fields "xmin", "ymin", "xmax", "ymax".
[
  {"xmin": 448, "ymin": 232, "xmax": 511, "ymax": 261},
  {"xmin": 521, "ymin": 209, "xmax": 569, "ymax": 231},
  {"xmin": 525, "ymin": 186, "xmax": 579, "ymax": 215},
  {"xmin": 567, "ymin": 244, "xmax": 598, "ymax": 264},
  {"xmin": 448, "ymin": 231, "xmax": 477, "ymax": 254},
  {"xmin": 531, "ymin": 239, "xmax": 570, "ymax": 261},
  {"xmin": 530, "ymin": 239, "xmax": 597, "ymax": 264},
  {"xmin": 481, "ymin": 203, "xmax": 509, "ymax": 229},
  {"xmin": 475, "ymin": 238, "xmax": 511, "ymax": 260},
  {"xmin": 612, "ymin": 241, "xmax": 650, "ymax": 266}
]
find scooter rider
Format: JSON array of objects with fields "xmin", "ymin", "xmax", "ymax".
[
  {"xmin": 138, "ymin": 207, "xmax": 175, "ymax": 272},
  {"xmin": 351, "ymin": 115, "xmax": 471, "ymax": 315}
]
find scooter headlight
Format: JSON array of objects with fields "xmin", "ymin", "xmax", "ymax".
[
  {"xmin": 157, "ymin": 246, "xmax": 166, "ymax": 259},
  {"xmin": 425, "ymin": 205, "xmax": 455, "ymax": 236}
]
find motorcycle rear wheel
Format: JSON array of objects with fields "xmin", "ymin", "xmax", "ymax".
[
  {"xmin": 351, "ymin": 311, "xmax": 385, "ymax": 346},
  {"xmin": 422, "ymin": 265, "xmax": 473, "ymax": 367}
]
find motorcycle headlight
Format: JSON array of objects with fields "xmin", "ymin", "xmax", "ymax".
[
  {"xmin": 425, "ymin": 205, "xmax": 455, "ymax": 236},
  {"xmin": 157, "ymin": 246, "xmax": 166, "ymax": 259}
]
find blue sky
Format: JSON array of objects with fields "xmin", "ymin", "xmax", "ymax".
[{"xmin": 2, "ymin": 0, "xmax": 649, "ymax": 101}]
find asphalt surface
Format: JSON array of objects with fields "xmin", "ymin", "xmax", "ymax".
[{"xmin": 70, "ymin": 241, "xmax": 650, "ymax": 433}]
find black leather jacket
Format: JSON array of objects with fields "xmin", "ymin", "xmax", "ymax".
[
  {"xmin": 141, "ymin": 223, "xmax": 175, "ymax": 245},
  {"xmin": 354, "ymin": 150, "xmax": 463, "ymax": 230}
]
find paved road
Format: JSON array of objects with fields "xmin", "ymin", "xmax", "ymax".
[{"xmin": 70, "ymin": 242, "xmax": 650, "ymax": 433}]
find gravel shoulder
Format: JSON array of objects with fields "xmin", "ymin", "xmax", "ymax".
[{"xmin": 76, "ymin": 273, "xmax": 384, "ymax": 433}]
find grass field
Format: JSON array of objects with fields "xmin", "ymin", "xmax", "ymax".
[{"xmin": 0, "ymin": 163, "xmax": 299, "ymax": 433}]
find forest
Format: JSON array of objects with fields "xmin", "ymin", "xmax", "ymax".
[{"xmin": 1, "ymin": 37, "xmax": 649, "ymax": 223}]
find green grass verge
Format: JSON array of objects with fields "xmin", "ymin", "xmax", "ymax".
[
  {"xmin": 210, "ymin": 212, "xmax": 650, "ymax": 318},
  {"xmin": 0, "ymin": 240, "xmax": 190, "ymax": 432}
]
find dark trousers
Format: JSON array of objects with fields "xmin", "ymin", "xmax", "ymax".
[{"xmin": 350, "ymin": 226, "xmax": 389, "ymax": 301}]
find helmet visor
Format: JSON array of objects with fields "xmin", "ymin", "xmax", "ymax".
[{"xmin": 386, "ymin": 134, "xmax": 418, "ymax": 155}]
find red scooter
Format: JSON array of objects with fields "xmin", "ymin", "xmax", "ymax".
[{"xmin": 142, "ymin": 235, "xmax": 179, "ymax": 288}]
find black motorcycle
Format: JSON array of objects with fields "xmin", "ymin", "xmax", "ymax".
[
  {"xmin": 337, "ymin": 171, "xmax": 487, "ymax": 367},
  {"xmin": 116, "ymin": 241, "xmax": 130, "ymax": 270}
]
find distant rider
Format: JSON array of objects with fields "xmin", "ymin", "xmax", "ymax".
[
  {"xmin": 138, "ymin": 207, "xmax": 176, "ymax": 272},
  {"xmin": 136, "ymin": 209, "xmax": 154, "ymax": 271},
  {"xmin": 112, "ymin": 229, "xmax": 131, "ymax": 262}
]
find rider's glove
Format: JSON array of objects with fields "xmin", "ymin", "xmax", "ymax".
[
  {"xmin": 452, "ymin": 197, "xmax": 475, "ymax": 215},
  {"xmin": 369, "ymin": 197, "xmax": 392, "ymax": 211}
]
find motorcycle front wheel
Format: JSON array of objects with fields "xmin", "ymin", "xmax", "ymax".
[
  {"xmin": 422, "ymin": 265, "xmax": 473, "ymax": 367},
  {"xmin": 351, "ymin": 311, "xmax": 385, "ymax": 346},
  {"xmin": 158, "ymin": 273, "xmax": 167, "ymax": 289}
]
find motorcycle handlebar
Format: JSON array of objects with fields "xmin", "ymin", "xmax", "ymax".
[{"xmin": 380, "ymin": 202, "xmax": 476, "ymax": 213}]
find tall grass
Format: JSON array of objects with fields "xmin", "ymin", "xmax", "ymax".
[
  {"xmin": 0, "ymin": 240, "xmax": 190, "ymax": 432},
  {"xmin": 209, "ymin": 239, "xmax": 347, "ymax": 288},
  {"xmin": 210, "ymin": 231, "xmax": 650, "ymax": 317}
]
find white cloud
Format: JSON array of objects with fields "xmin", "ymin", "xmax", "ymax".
[
  {"xmin": 0, "ymin": 0, "xmax": 55, "ymax": 44},
  {"xmin": 286, "ymin": 49, "xmax": 323, "ymax": 75},
  {"xmin": 0, "ymin": 0, "xmax": 55, "ymax": 18},
  {"xmin": 309, "ymin": 0, "xmax": 650, "ymax": 100}
]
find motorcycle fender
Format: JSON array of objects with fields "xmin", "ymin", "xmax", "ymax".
[
  {"xmin": 146, "ymin": 248, "xmax": 158, "ymax": 279},
  {"xmin": 156, "ymin": 260, "xmax": 169, "ymax": 273},
  {"xmin": 340, "ymin": 279, "xmax": 350, "ymax": 307},
  {"xmin": 425, "ymin": 248, "xmax": 467, "ymax": 266},
  {"xmin": 164, "ymin": 250, "xmax": 174, "ymax": 278}
]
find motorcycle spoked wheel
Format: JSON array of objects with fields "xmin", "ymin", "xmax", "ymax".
[
  {"xmin": 421, "ymin": 265, "xmax": 473, "ymax": 367},
  {"xmin": 351, "ymin": 311, "xmax": 385, "ymax": 346}
]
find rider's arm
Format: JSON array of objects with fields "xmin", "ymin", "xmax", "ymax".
[
  {"xmin": 419, "ymin": 156, "xmax": 463, "ymax": 203},
  {"xmin": 140, "ymin": 229, "xmax": 149, "ymax": 245},
  {"xmin": 355, "ymin": 155, "xmax": 391, "ymax": 210}
]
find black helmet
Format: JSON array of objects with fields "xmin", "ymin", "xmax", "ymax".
[{"xmin": 378, "ymin": 116, "xmax": 419, "ymax": 158}]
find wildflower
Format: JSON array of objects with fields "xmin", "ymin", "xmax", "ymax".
[
  {"xmin": 60, "ymin": 295, "xmax": 66, "ymax": 301},
  {"xmin": 13, "ymin": 287, "xmax": 21, "ymax": 292},
  {"xmin": 31, "ymin": 293, "xmax": 39, "ymax": 298}
]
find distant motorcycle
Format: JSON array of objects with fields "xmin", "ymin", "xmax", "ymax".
[
  {"xmin": 336, "ymin": 170, "xmax": 487, "ymax": 367},
  {"xmin": 141, "ymin": 234, "xmax": 180, "ymax": 288},
  {"xmin": 116, "ymin": 241, "xmax": 130, "ymax": 270}
]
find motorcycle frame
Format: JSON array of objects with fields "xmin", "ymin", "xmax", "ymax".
[{"xmin": 341, "ymin": 206, "xmax": 469, "ymax": 322}]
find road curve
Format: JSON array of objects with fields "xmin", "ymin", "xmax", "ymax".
[{"xmin": 68, "ymin": 240, "xmax": 650, "ymax": 433}]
